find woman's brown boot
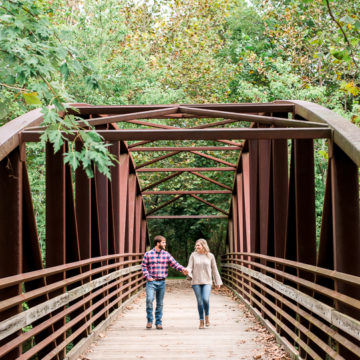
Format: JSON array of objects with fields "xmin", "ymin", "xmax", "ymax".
[
  {"xmin": 205, "ymin": 316, "xmax": 210, "ymax": 327},
  {"xmin": 199, "ymin": 320, "xmax": 205, "ymax": 329}
]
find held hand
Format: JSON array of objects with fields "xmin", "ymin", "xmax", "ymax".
[
  {"xmin": 215, "ymin": 285, "xmax": 221, "ymax": 290},
  {"xmin": 148, "ymin": 277, "xmax": 155, "ymax": 282},
  {"xmin": 182, "ymin": 268, "xmax": 188, "ymax": 275}
]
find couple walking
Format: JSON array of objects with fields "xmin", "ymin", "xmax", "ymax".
[{"xmin": 141, "ymin": 235, "xmax": 222, "ymax": 330}]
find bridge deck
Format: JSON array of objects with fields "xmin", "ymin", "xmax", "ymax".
[{"xmin": 81, "ymin": 280, "xmax": 289, "ymax": 360}]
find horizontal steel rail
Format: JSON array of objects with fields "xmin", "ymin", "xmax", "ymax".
[
  {"xmin": 0, "ymin": 254, "xmax": 145, "ymax": 359},
  {"xmin": 222, "ymin": 253, "xmax": 360, "ymax": 359},
  {"xmin": 21, "ymin": 127, "xmax": 332, "ymax": 142},
  {"xmin": 277, "ymin": 100, "xmax": 360, "ymax": 167}
]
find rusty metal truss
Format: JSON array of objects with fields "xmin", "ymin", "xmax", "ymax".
[{"xmin": 0, "ymin": 101, "xmax": 359, "ymax": 360}]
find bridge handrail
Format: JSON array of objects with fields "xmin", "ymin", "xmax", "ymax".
[
  {"xmin": 222, "ymin": 252, "xmax": 360, "ymax": 287},
  {"xmin": 0, "ymin": 103, "xmax": 88, "ymax": 162},
  {"xmin": 0, "ymin": 252, "xmax": 144, "ymax": 289},
  {"xmin": 277, "ymin": 100, "xmax": 360, "ymax": 167},
  {"xmin": 0, "ymin": 254, "xmax": 145, "ymax": 359},
  {"xmin": 0, "ymin": 257, "xmax": 143, "ymax": 312},
  {"xmin": 222, "ymin": 253, "xmax": 360, "ymax": 359},
  {"xmin": 222, "ymin": 256, "xmax": 359, "ymax": 311}
]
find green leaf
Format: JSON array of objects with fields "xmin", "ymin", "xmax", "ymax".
[
  {"xmin": 60, "ymin": 62, "xmax": 70, "ymax": 81},
  {"xmin": 23, "ymin": 92, "xmax": 42, "ymax": 105}
]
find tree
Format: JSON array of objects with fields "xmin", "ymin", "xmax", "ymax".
[{"xmin": 0, "ymin": 0, "xmax": 115, "ymax": 178}]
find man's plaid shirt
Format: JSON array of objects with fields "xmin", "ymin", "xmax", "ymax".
[{"xmin": 141, "ymin": 248, "xmax": 184, "ymax": 280}]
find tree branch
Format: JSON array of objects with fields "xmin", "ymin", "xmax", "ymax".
[{"xmin": 325, "ymin": 0, "xmax": 359, "ymax": 71}]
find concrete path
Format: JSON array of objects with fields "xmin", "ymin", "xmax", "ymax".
[{"xmin": 81, "ymin": 280, "xmax": 289, "ymax": 360}]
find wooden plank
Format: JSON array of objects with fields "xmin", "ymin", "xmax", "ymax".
[{"xmin": 76, "ymin": 280, "xmax": 289, "ymax": 360}]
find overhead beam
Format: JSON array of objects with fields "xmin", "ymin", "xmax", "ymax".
[
  {"xmin": 137, "ymin": 167, "xmax": 236, "ymax": 172},
  {"xmin": 189, "ymin": 150, "xmax": 237, "ymax": 167},
  {"xmin": 129, "ymin": 146, "xmax": 241, "ymax": 152},
  {"xmin": 190, "ymin": 194, "xmax": 229, "ymax": 215},
  {"xmin": 189, "ymin": 171, "xmax": 232, "ymax": 190},
  {"xmin": 145, "ymin": 195, "xmax": 183, "ymax": 216},
  {"xmin": 216, "ymin": 140, "xmax": 244, "ymax": 147},
  {"xmin": 142, "ymin": 190, "xmax": 231, "ymax": 195},
  {"xmin": 136, "ymin": 151, "xmax": 180, "ymax": 169},
  {"xmin": 179, "ymin": 106, "xmax": 329, "ymax": 128},
  {"xmin": 141, "ymin": 172, "xmax": 184, "ymax": 191},
  {"xmin": 67, "ymin": 103, "xmax": 294, "ymax": 115},
  {"xmin": 128, "ymin": 140, "xmax": 153, "ymax": 148},
  {"xmin": 146, "ymin": 215, "xmax": 228, "ymax": 219},
  {"xmin": 79, "ymin": 107, "xmax": 179, "ymax": 127},
  {"xmin": 22, "ymin": 128, "xmax": 332, "ymax": 142},
  {"xmin": 125, "ymin": 120, "xmax": 178, "ymax": 129}
]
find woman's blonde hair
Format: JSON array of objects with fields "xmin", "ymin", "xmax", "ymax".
[{"xmin": 195, "ymin": 238, "xmax": 211, "ymax": 256}]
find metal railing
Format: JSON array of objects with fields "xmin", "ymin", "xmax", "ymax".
[
  {"xmin": 0, "ymin": 254, "xmax": 145, "ymax": 359},
  {"xmin": 222, "ymin": 252, "xmax": 360, "ymax": 360}
]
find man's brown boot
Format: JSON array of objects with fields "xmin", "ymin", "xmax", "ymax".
[
  {"xmin": 205, "ymin": 316, "xmax": 210, "ymax": 327},
  {"xmin": 199, "ymin": 320, "xmax": 205, "ymax": 329},
  {"xmin": 146, "ymin": 323, "xmax": 152, "ymax": 329}
]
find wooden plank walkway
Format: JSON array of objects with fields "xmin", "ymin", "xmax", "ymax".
[{"xmin": 80, "ymin": 280, "xmax": 290, "ymax": 360}]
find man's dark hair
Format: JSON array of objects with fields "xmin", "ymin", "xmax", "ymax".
[{"xmin": 153, "ymin": 235, "xmax": 166, "ymax": 246}]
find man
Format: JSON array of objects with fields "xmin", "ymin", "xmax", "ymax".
[{"xmin": 141, "ymin": 235, "xmax": 188, "ymax": 330}]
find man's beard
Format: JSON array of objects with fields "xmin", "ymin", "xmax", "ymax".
[{"xmin": 159, "ymin": 244, "xmax": 165, "ymax": 250}]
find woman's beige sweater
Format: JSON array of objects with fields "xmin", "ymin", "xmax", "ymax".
[{"xmin": 186, "ymin": 252, "xmax": 223, "ymax": 286}]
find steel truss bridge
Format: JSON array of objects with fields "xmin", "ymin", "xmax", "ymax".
[{"xmin": 0, "ymin": 101, "xmax": 359, "ymax": 359}]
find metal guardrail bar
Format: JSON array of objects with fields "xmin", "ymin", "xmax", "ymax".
[
  {"xmin": 0, "ymin": 256, "xmax": 146, "ymax": 359},
  {"xmin": 222, "ymin": 254, "xmax": 360, "ymax": 359},
  {"xmin": 223, "ymin": 253, "xmax": 360, "ymax": 286}
]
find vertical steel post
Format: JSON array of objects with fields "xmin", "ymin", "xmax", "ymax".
[
  {"xmin": 258, "ymin": 140, "xmax": 272, "ymax": 259},
  {"xmin": 232, "ymin": 194, "xmax": 239, "ymax": 253},
  {"xmin": 272, "ymin": 139, "xmax": 288, "ymax": 260},
  {"xmin": 242, "ymin": 153, "xmax": 251, "ymax": 254},
  {"xmin": 0, "ymin": 149, "xmax": 22, "ymax": 359},
  {"xmin": 249, "ymin": 140, "xmax": 259, "ymax": 254},
  {"xmin": 110, "ymin": 141, "xmax": 121, "ymax": 253},
  {"xmin": 119, "ymin": 152, "xmax": 129, "ymax": 254},
  {"xmin": 45, "ymin": 142, "xmax": 66, "ymax": 358},
  {"xmin": 95, "ymin": 169, "xmax": 108, "ymax": 257},
  {"xmin": 135, "ymin": 195, "xmax": 142, "ymax": 253},
  {"xmin": 126, "ymin": 174, "xmax": 137, "ymax": 253},
  {"xmin": 236, "ymin": 173, "xmax": 245, "ymax": 254},
  {"xmin": 331, "ymin": 143, "xmax": 360, "ymax": 359}
]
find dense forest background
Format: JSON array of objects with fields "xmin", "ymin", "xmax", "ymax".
[{"xmin": 1, "ymin": 0, "xmax": 359, "ymax": 270}]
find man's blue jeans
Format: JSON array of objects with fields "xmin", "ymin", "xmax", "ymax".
[
  {"xmin": 146, "ymin": 280, "xmax": 166, "ymax": 325},
  {"xmin": 192, "ymin": 284, "xmax": 212, "ymax": 320}
]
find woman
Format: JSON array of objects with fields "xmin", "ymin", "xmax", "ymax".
[{"xmin": 186, "ymin": 239, "xmax": 223, "ymax": 329}]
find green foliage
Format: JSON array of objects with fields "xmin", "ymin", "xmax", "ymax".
[
  {"xmin": 0, "ymin": 0, "xmax": 115, "ymax": 179},
  {"xmin": 2, "ymin": 0, "xmax": 359, "ymax": 263}
]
